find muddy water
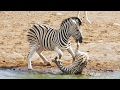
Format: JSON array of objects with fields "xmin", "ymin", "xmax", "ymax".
[{"xmin": 0, "ymin": 68, "xmax": 120, "ymax": 79}]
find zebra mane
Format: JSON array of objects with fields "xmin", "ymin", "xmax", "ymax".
[
  {"xmin": 71, "ymin": 17, "xmax": 82, "ymax": 25},
  {"xmin": 60, "ymin": 17, "xmax": 82, "ymax": 27}
]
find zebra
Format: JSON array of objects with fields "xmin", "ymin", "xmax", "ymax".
[
  {"xmin": 27, "ymin": 17, "xmax": 83, "ymax": 70},
  {"xmin": 52, "ymin": 42, "xmax": 89, "ymax": 75}
]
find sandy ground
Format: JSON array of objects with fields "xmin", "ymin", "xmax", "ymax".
[{"xmin": 0, "ymin": 11, "xmax": 120, "ymax": 74}]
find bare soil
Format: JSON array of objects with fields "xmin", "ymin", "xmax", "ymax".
[{"xmin": 0, "ymin": 11, "xmax": 120, "ymax": 74}]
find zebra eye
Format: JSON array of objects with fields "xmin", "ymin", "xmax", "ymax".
[{"xmin": 77, "ymin": 30, "xmax": 79, "ymax": 31}]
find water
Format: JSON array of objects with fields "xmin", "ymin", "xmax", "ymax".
[{"xmin": 0, "ymin": 68, "xmax": 120, "ymax": 79}]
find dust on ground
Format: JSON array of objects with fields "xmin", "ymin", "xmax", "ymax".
[{"xmin": 0, "ymin": 11, "xmax": 120, "ymax": 74}]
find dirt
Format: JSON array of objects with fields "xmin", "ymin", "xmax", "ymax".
[{"xmin": 0, "ymin": 11, "xmax": 120, "ymax": 74}]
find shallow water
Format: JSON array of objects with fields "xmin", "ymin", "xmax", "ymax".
[{"xmin": 0, "ymin": 68, "xmax": 120, "ymax": 79}]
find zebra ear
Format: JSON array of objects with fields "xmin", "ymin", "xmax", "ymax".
[
  {"xmin": 75, "ymin": 17, "xmax": 82, "ymax": 25},
  {"xmin": 71, "ymin": 19, "xmax": 77, "ymax": 24}
]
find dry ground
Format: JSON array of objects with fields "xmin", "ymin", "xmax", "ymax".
[{"xmin": 0, "ymin": 11, "xmax": 120, "ymax": 74}]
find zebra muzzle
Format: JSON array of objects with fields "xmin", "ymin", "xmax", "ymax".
[{"xmin": 76, "ymin": 37, "xmax": 83, "ymax": 43}]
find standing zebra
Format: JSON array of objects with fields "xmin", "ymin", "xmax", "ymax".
[
  {"xmin": 27, "ymin": 17, "xmax": 83, "ymax": 70},
  {"xmin": 52, "ymin": 42, "xmax": 89, "ymax": 75}
]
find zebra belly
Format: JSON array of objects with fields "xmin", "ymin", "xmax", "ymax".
[{"xmin": 42, "ymin": 38, "xmax": 55, "ymax": 50}]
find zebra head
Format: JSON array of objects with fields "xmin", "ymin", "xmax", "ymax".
[
  {"xmin": 61, "ymin": 17, "xmax": 83, "ymax": 43},
  {"xmin": 70, "ymin": 17, "xmax": 83, "ymax": 43}
]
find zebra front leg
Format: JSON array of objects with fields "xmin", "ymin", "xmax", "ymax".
[
  {"xmin": 67, "ymin": 46, "xmax": 75, "ymax": 62},
  {"xmin": 54, "ymin": 47, "xmax": 63, "ymax": 59},
  {"xmin": 39, "ymin": 53, "xmax": 51, "ymax": 66},
  {"xmin": 27, "ymin": 45, "xmax": 37, "ymax": 70},
  {"xmin": 36, "ymin": 48, "xmax": 51, "ymax": 66}
]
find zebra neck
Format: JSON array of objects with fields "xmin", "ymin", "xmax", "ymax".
[
  {"xmin": 55, "ymin": 62, "xmax": 66, "ymax": 73},
  {"xmin": 58, "ymin": 28, "xmax": 70, "ymax": 46}
]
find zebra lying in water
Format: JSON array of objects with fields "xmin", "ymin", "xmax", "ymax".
[{"xmin": 52, "ymin": 42, "xmax": 89, "ymax": 75}]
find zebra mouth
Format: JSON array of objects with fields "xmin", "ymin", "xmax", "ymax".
[
  {"xmin": 76, "ymin": 37, "xmax": 83, "ymax": 43},
  {"xmin": 76, "ymin": 40, "xmax": 81, "ymax": 43}
]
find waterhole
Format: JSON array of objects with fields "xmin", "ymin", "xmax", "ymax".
[{"xmin": 0, "ymin": 68, "xmax": 120, "ymax": 79}]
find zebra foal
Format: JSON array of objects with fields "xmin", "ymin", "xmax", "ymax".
[
  {"xmin": 27, "ymin": 17, "xmax": 83, "ymax": 70},
  {"xmin": 52, "ymin": 42, "xmax": 89, "ymax": 74}
]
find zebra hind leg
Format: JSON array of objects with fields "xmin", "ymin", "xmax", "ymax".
[
  {"xmin": 36, "ymin": 47, "xmax": 51, "ymax": 66},
  {"xmin": 27, "ymin": 45, "xmax": 37, "ymax": 70}
]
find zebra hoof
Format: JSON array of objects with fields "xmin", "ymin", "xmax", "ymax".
[
  {"xmin": 28, "ymin": 68, "xmax": 33, "ymax": 70},
  {"xmin": 28, "ymin": 66, "xmax": 33, "ymax": 70},
  {"xmin": 52, "ymin": 56, "xmax": 58, "ymax": 62}
]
